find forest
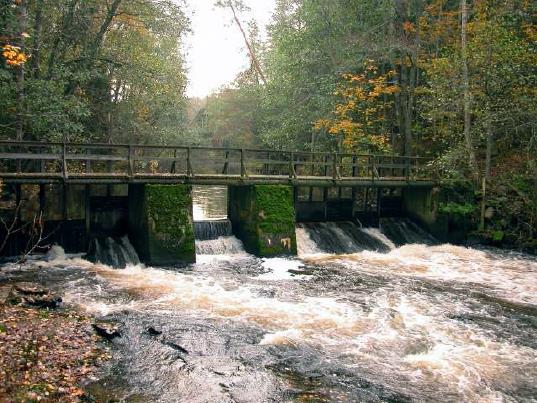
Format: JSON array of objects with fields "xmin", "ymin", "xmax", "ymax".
[
  {"xmin": 1, "ymin": 1, "xmax": 537, "ymax": 402},
  {"xmin": 0, "ymin": 0, "xmax": 536, "ymax": 249}
]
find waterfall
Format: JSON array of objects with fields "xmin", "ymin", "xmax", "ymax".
[
  {"xmin": 194, "ymin": 219, "xmax": 232, "ymax": 240},
  {"xmin": 195, "ymin": 236, "xmax": 245, "ymax": 255},
  {"xmin": 380, "ymin": 217, "xmax": 438, "ymax": 246},
  {"xmin": 296, "ymin": 219, "xmax": 436, "ymax": 255},
  {"xmin": 89, "ymin": 236, "xmax": 140, "ymax": 268},
  {"xmin": 296, "ymin": 222, "xmax": 394, "ymax": 255},
  {"xmin": 194, "ymin": 219, "xmax": 245, "ymax": 255}
]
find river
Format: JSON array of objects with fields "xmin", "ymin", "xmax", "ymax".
[{"xmin": 1, "ymin": 186, "xmax": 536, "ymax": 402}]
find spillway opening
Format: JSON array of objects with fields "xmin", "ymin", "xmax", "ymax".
[
  {"xmin": 296, "ymin": 218, "xmax": 437, "ymax": 256},
  {"xmin": 192, "ymin": 185, "xmax": 246, "ymax": 256}
]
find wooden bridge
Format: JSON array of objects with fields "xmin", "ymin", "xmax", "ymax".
[{"xmin": 0, "ymin": 140, "xmax": 434, "ymax": 187}]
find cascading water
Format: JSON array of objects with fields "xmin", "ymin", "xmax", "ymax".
[
  {"xmin": 194, "ymin": 219, "xmax": 233, "ymax": 240},
  {"xmin": 296, "ymin": 222, "xmax": 393, "ymax": 254},
  {"xmin": 195, "ymin": 236, "xmax": 245, "ymax": 255},
  {"xmin": 380, "ymin": 217, "xmax": 438, "ymax": 246},
  {"xmin": 89, "ymin": 236, "xmax": 140, "ymax": 268},
  {"xmin": 193, "ymin": 219, "xmax": 245, "ymax": 255},
  {"xmin": 2, "ymin": 190, "xmax": 536, "ymax": 402}
]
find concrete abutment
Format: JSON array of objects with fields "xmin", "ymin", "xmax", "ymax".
[
  {"xmin": 128, "ymin": 184, "xmax": 196, "ymax": 266},
  {"xmin": 228, "ymin": 185, "xmax": 297, "ymax": 257}
]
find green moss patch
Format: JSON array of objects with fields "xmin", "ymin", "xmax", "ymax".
[{"xmin": 135, "ymin": 184, "xmax": 195, "ymax": 265}]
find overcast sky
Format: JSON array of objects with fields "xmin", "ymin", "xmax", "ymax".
[{"xmin": 183, "ymin": 0, "xmax": 276, "ymax": 98}]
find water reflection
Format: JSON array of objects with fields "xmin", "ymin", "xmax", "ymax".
[{"xmin": 192, "ymin": 186, "xmax": 227, "ymax": 221}]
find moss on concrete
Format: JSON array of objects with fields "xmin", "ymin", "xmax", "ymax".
[
  {"xmin": 129, "ymin": 184, "xmax": 195, "ymax": 266},
  {"xmin": 229, "ymin": 185, "xmax": 297, "ymax": 257}
]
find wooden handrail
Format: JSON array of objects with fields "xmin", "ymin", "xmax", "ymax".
[
  {"xmin": 0, "ymin": 140, "xmax": 433, "ymax": 185},
  {"xmin": 0, "ymin": 140, "xmax": 431, "ymax": 161}
]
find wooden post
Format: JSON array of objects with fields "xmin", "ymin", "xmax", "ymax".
[
  {"xmin": 62, "ymin": 184, "xmax": 67, "ymax": 221},
  {"xmin": 332, "ymin": 153, "xmax": 338, "ymax": 180},
  {"xmin": 170, "ymin": 148, "xmax": 176, "ymax": 174},
  {"xmin": 15, "ymin": 184, "xmax": 22, "ymax": 222},
  {"xmin": 85, "ymin": 185, "xmax": 91, "ymax": 241},
  {"xmin": 16, "ymin": 143, "xmax": 21, "ymax": 174},
  {"xmin": 62, "ymin": 142, "xmax": 68, "ymax": 180},
  {"xmin": 289, "ymin": 151, "xmax": 297, "ymax": 179},
  {"xmin": 39, "ymin": 184, "xmax": 45, "ymax": 213},
  {"xmin": 377, "ymin": 187, "xmax": 382, "ymax": 219},
  {"xmin": 187, "ymin": 147, "xmax": 193, "ymax": 177},
  {"xmin": 264, "ymin": 151, "xmax": 269, "ymax": 175},
  {"xmin": 40, "ymin": 146, "xmax": 46, "ymax": 173},
  {"xmin": 240, "ymin": 149, "xmax": 247, "ymax": 178},
  {"xmin": 85, "ymin": 147, "xmax": 91, "ymax": 175},
  {"xmin": 128, "ymin": 145, "xmax": 134, "ymax": 178},
  {"xmin": 222, "ymin": 151, "xmax": 229, "ymax": 175}
]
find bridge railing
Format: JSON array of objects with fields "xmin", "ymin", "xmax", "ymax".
[{"xmin": 0, "ymin": 141, "xmax": 432, "ymax": 183}]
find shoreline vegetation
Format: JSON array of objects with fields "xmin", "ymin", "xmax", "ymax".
[{"xmin": 0, "ymin": 282, "xmax": 111, "ymax": 402}]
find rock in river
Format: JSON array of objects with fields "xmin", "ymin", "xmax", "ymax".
[
  {"xmin": 93, "ymin": 321, "xmax": 122, "ymax": 340},
  {"xmin": 7, "ymin": 282, "xmax": 62, "ymax": 309}
]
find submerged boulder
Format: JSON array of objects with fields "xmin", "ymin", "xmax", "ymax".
[
  {"xmin": 7, "ymin": 282, "xmax": 62, "ymax": 309},
  {"xmin": 145, "ymin": 326, "xmax": 163, "ymax": 336},
  {"xmin": 92, "ymin": 321, "xmax": 121, "ymax": 340}
]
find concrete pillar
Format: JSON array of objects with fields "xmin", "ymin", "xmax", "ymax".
[
  {"xmin": 402, "ymin": 186, "xmax": 448, "ymax": 240},
  {"xmin": 128, "ymin": 184, "xmax": 195, "ymax": 266},
  {"xmin": 228, "ymin": 185, "xmax": 297, "ymax": 257}
]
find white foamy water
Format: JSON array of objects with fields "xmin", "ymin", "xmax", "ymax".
[
  {"xmin": 305, "ymin": 243, "xmax": 537, "ymax": 306},
  {"xmin": 257, "ymin": 258, "xmax": 306, "ymax": 280},
  {"xmin": 195, "ymin": 235, "xmax": 246, "ymax": 256},
  {"xmin": 4, "ymin": 237, "xmax": 537, "ymax": 401},
  {"xmin": 296, "ymin": 226, "xmax": 323, "ymax": 256}
]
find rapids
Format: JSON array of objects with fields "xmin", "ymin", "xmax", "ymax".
[{"xmin": 1, "ymin": 187, "xmax": 536, "ymax": 402}]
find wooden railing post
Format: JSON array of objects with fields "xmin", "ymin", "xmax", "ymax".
[
  {"xmin": 352, "ymin": 155, "xmax": 357, "ymax": 177},
  {"xmin": 187, "ymin": 147, "xmax": 193, "ymax": 177},
  {"xmin": 332, "ymin": 153, "xmax": 337, "ymax": 180},
  {"xmin": 332, "ymin": 153, "xmax": 341, "ymax": 180},
  {"xmin": 40, "ymin": 146, "xmax": 46, "ymax": 173},
  {"xmin": 240, "ymin": 149, "xmax": 247, "ymax": 178},
  {"xmin": 85, "ymin": 147, "xmax": 91, "ymax": 175},
  {"xmin": 128, "ymin": 145, "xmax": 134, "ymax": 178},
  {"xmin": 405, "ymin": 156, "xmax": 410, "ymax": 181},
  {"xmin": 15, "ymin": 143, "xmax": 21, "ymax": 174},
  {"xmin": 289, "ymin": 151, "xmax": 297, "ymax": 179},
  {"xmin": 264, "ymin": 151, "xmax": 270, "ymax": 175},
  {"xmin": 222, "ymin": 151, "xmax": 229, "ymax": 174},
  {"xmin": 62, "ymin": 141, "xmax": 68, "ymax": 180}
]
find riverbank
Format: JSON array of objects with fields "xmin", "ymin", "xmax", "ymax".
[{"xmin": 0, "ymin": 283, "xmax": 111, "ymax": 402}]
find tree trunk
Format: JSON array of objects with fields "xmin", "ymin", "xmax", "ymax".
[
  {"xmin": 228, "ymin": 1, "xmax": 266, "ymax": 85},
  {"xmin": 461, "ymin": 0, "xmax": 478, "ymax": 181},
  {"xmin": 85, "ymin": 0, "xmax": 122, "ymax": 69},
  {"xmin": 30, "ymin": 0, "xmax": 43, "ymax": 78},
  {"xmin": 15, "ymin": 0, "xmax": 27, "ymax": 140},
  {"xmin": 47, "ymin": 0, "xmax": 78, "ymax": 78},
  {"xmin": 480, "ymin": 119, "xmax": 493, "ymax": 231}
]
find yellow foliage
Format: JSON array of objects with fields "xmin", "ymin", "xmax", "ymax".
[
  {"xmin": 1, "ymin": 44, "xmax": 28, "ymax": 67},
  {"xmin": 314, "ymin": 59, "xmax": 396, "ymax": 152}
]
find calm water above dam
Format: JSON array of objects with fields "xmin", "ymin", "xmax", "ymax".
[{"xmin": 1, "ymin": 187, "xmax": 536, "ymax": 402}]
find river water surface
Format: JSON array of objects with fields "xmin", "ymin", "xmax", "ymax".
[{"xmin": 1, "ymin": 186, "xmax": 536, "ymax": 402}]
